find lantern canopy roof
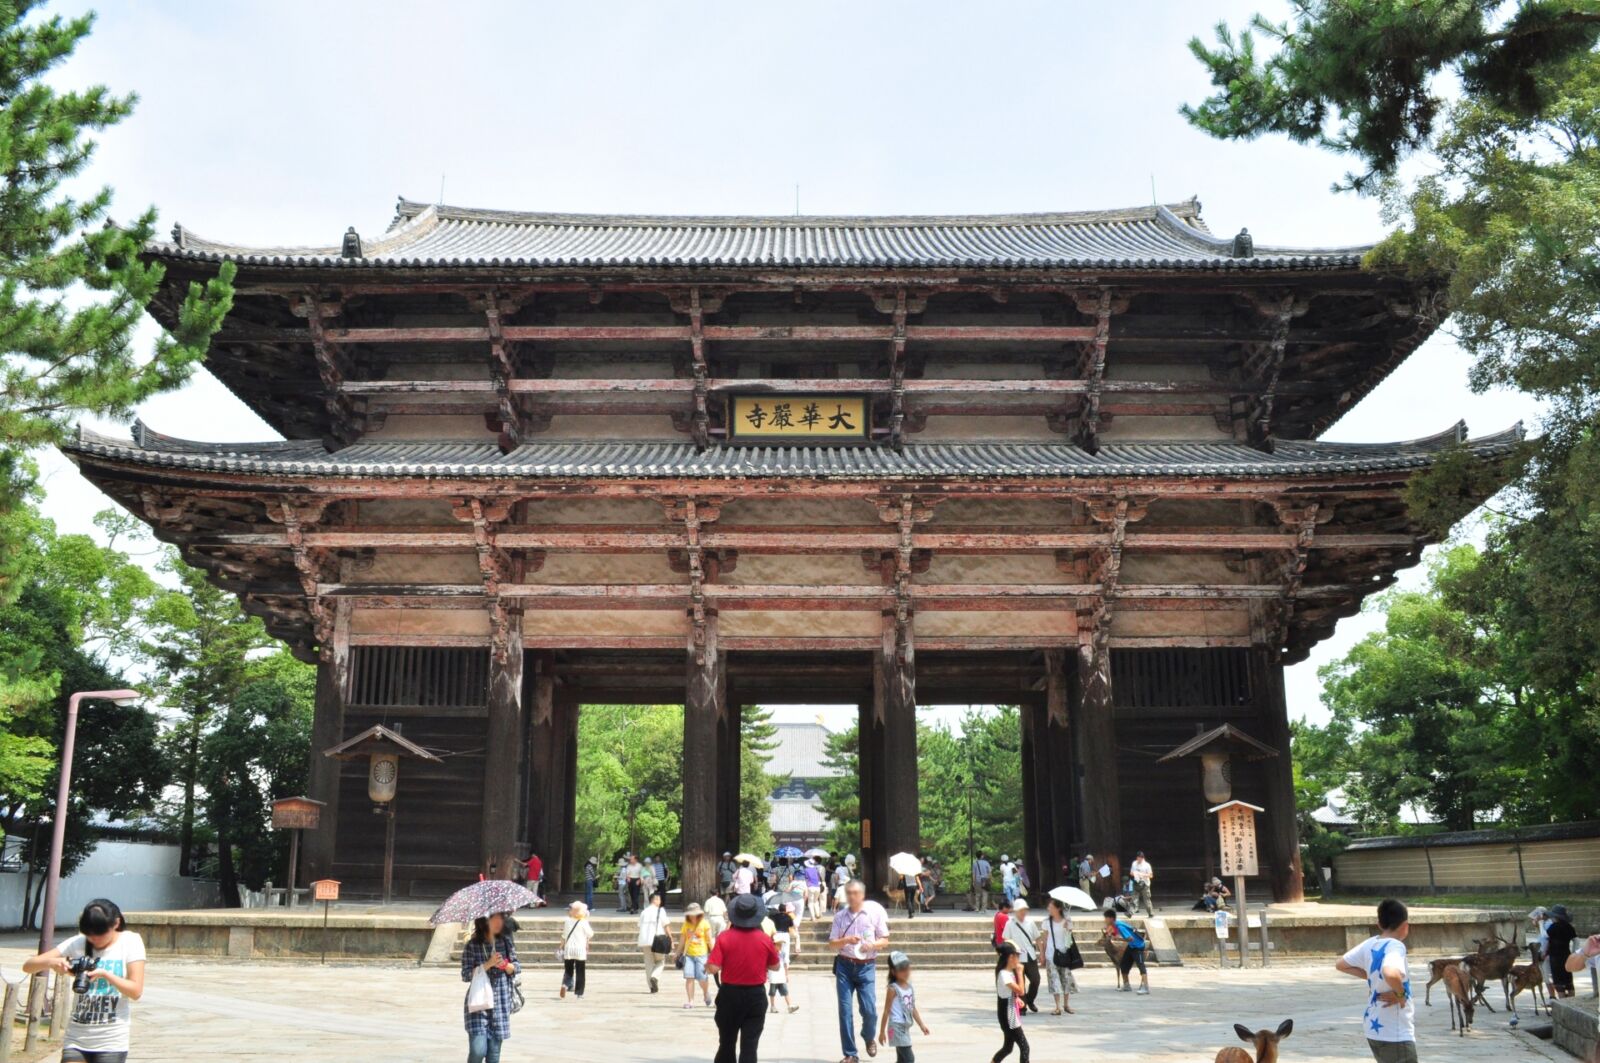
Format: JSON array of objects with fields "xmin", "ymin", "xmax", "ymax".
[
  {"xmin": 322, "ymin": 724, "xmax": 442, "ymax": 763},
  {"xmin": 1208, "ymin": 799, "xmax": 1268, "ymax": 814},
  {"xmin": 1156, "ymin": 723, "xmax": 1280, "ymax": 764}
]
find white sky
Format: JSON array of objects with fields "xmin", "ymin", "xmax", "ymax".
[{"xmin": 33, "ymin": 0, "xmax": 1540, "ymax": 730}]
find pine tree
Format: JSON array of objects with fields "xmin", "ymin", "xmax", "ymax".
[
  {"xmin": 814, "ymin": 723, "xmax": 860, "ymax": 857},
  {"xmin": 0, "ymin": 2, "xmax": 234, "ymax": 548},
  {"xmin": 737, "ymin": 703, "xmax": 783, "ymax": 853}
]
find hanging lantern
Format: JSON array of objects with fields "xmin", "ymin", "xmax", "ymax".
[
  {"xmin": 1200, "ymin": 751, "xmax": 1232, "ymax": 804},
  {"xmin": 368, "ymin": 752, "xmax": 399, "ymax": 804}
]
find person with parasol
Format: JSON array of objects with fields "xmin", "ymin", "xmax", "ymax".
[{"xmin": 432, "ymin": 879, "xmax": 535, "ymax": 1063}]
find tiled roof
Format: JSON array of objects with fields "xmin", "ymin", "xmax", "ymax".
[
  {"xmin": 149, "ymin": 198, "xmax": 1368, "ymax": 272},
  {"xmin": 65, "ymin": 421, "xmax": 1523, "ymax": 480}
]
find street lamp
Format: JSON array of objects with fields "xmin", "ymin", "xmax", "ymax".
[{"xmin": 38, "ymin": 689, "xmax": 140, "ymax": 953}]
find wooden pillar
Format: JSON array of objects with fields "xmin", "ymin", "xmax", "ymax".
[
  {"xmin": 304, "ymin": 603, "xmax": 348, "ymax": 884},
  {"xmin": 1075, "ymin": 639, "xmax": 1122, "ymax": 869},
  {"xmin": 1039, "ymin": 649, "xmax": 1075, "ymax": 884},
  {"xmin": 1256, "ymin": 649, "xmax": 1305, "ymax": 902},
  {"xmin": 856, "ymin": 699, "xmax": 885, "ymax": 894},
  {"xmin": 717, "ymin": 702, "xmax": 743, "ymax": 855},
  {"xmin": 560, "ymin": 704, "xmax": 579, "ymax": 894},
  {"xmin": 1019, "ymin": 698, "xmax": 1041, "ymax": 893},
  {"xmin": 530, "ymin": 680, "xmax": 574, "ymax": 897},
  {"xmin": 523, "ymin": 657, "xmax": 555, "ymax": 866},
  {"xmin": 481, "ymin": 616, "xmax": 524, "ymax": 878},
  {"xmin": 874, "ymin": 617, "xmax": 918, "ymax": 892},
  {"xmin": 681, "ymin": 615, "xmax": 723, "ymax": 905}
]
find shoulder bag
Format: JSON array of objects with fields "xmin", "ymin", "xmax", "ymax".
[{"xmin": 1050, "ymin": 919, "xmax": 1085, "ymax": 969}]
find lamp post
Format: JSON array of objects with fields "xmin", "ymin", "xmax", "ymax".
[{"xmin": 38, "ymin": 689, "xmax": 140, "ymax": 953}]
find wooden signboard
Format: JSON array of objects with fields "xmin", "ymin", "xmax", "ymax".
[
  {"xmin": 271, "ymin": 796, "xmax": 323, "ymax": 831},
  {"xmin": 1214, "ymin": 801, "xmax": 1261, "ymax": 877},
  {"xmin": 311, "ymin": 879, "xmax": 340, "ymax": 902},
  {"xmin": 728, "ymin": 395, "xmax": 869, "ymax": 442}
]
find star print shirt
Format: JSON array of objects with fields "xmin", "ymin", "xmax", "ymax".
[{"xmin": 1341, "ymin": 934, "xmax": 1413, "ymax": 1043}]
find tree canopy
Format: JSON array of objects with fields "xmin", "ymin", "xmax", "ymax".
[{"xmin": 0, "ymin": 1, "xmax": 233, "ymax": 563}]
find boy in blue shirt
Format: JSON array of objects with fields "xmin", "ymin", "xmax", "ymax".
[{"xmin": 1101, "ymin": 909, "xmax": 1149, "ymax": 995}]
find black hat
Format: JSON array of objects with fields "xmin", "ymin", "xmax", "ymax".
[{"xmin": 729, "ymin": 893, "xmax": 767, "ymax": 929}]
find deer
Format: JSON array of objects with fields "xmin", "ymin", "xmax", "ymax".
[
  {"xmin": 1214, "ymin": 1020, "xmax": 1293, "ymax": 1063},
  {"xmin": 1442, "ymin": 961, "xmax": 1476, "ymax": 1035},
  {"xmin": 1463, "ymin": 932, "xmax": 1521, "ymax": 1011},
  {"xmin": 1508, "ymin": 962, "xmax": 1549, "ymax": 1017},
  {"xmin": 1097, "ymin": 926, "xmax": 1131, "ymax": 990},
  {"xmin": 1423, "ymin": 935, "xmax": 1504, "ymax": 1007}
]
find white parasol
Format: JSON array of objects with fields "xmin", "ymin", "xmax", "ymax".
[
  {"xmin": 888, "ymin": 852, "xmax": 923, "ymax": 877},
  {"xmin": 734, "ymin": 853, "xmax": 766, "ymax": 868},
  {"xmin": 1048, "ymin": 885, "xmax": 1097, "ymax": 911}
]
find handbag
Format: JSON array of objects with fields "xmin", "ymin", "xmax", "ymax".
[
  {"xmin": 466, "ymin": 967, "xmax": 493, "ymax": 1013},
  {"xmin": 509, "ymin": 978, "xmax": 526, "ymax": 1014},
  {"xmin": 651, "ymin": 933, "xmax": 671, "ymax": 954},
  {"xmin": 1050, "ymin": 921, "xmax": 1085, "ymax": 970}
]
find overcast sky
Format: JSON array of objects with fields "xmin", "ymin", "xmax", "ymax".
[{"xmin": 34, "ymin": 0, "xmax": 1539, "ymax": 730}]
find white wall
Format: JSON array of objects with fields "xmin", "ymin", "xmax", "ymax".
[{"xmin": 1, "ymin": 838, "xmax": 221, "ymax": 928}]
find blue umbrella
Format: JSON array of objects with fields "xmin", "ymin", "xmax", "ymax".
[{"xmin": 774, "ymin": 845, "xmax": 804, "ymax": 859}]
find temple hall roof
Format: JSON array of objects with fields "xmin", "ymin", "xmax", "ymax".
[
  {"xmin": 66, "ymin": 420, "xmax": 1523, "ymax": 481},
  {"xmin": 152, "ymin": 198, "xmax": 1368, "ymax": 272}
]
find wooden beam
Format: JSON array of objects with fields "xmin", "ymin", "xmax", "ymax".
[{"xmin": 481, "ymin": 611, "xmax": 523, "ymax": 878}]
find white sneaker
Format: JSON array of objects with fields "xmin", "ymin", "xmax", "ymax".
[{"xmin": 1137, "ymin": 987, "xmax": 1150, "ymax": 996}]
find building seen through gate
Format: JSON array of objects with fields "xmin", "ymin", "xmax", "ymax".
[{"xmin": 63, "ymin": 197, "xmax": 1520, "ymax": 906}]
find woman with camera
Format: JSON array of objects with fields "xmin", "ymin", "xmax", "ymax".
[{"xmin": 22, "ymin": 897, "xmax": 146, "ymax": 1063}]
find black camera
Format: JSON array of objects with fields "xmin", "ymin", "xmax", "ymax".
[{"xmin": 68, "ymin": 956, "xmax": 98, "ymax": 994}]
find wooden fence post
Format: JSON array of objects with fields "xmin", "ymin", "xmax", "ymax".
[
  {"xmin": 22, "ymin": 975, "xmax": 43, "ymax": 1053},
  {"xmin": 0, "ymin": 977, "xmax": 20, "ymax": 1063},
  {"xmin": 48, "ymin": 973, "xmax": 68, "ymax": 1041}
]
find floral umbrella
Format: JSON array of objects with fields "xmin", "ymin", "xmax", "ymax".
[
  {"xmin": 429, "ymin": 880, "xmax": 537, "ymax": 926},
  {"xmin": 774, "ymin": 846, "xmax": 804, "ymax": 859}
]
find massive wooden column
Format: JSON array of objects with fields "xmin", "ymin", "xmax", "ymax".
[
  {"xmin": 873, "ymin": 613, "xmax": 919, "ymax": 892},
  {"xmin": 481, "ymin": 616, "xmax": 524, "ymax": 878},
  {"xmin": 1019, "ymin": 697, "xmax": 1041, "ymax": 891},
  {"xmin": 682, "ymin": 613, "xmax": 724, "ymax": 905},
  {"xmin": 303, "ymin": 602, "xmax": 349, "ymax": 884},
  {"xmin": 1037, "ymin": 650, "xmax": 1076, "ymax": 884},
  {"xmin": 561, "ymin": 705, "xmax": 579, "ymax": 892},
  {"xmin": 716, "ymin": 702, "xmax": 744, "ymax": 856},
  {"xmin": 526, "ymin": 663, "xmax": 574, "ymax": 894},
  {"xmin": 1075, "ymin": 638, "xmax": 1121, "ymax": 868},
  {"xmin": 856, "ymin": 699, "xmax": 886, "ymax": 894},
  {"xmin": 1255, "ymin": 648, "xmax": 1305, "ymax": 901}
]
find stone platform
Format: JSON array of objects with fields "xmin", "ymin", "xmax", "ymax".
[{"xmin": 126, "ymin": 901, "xmax": 1517, "ymax": 968}]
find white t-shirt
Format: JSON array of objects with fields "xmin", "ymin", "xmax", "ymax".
[
  {"xmin": 561, "ymin": 917, "xmax": 595, "ymax": 960},
  {"xmin": 1003, "ymin": 915, "xmax": 1038, "ymax": 961},
  {"xmin": 1341, "ymin": 935, "xmax": 1413, "ymax": 1043},
  {"xmin": 58, "ymin": 931, "xmax": 145, "ymax": 1053},
  {"xmin": 996, "ymin": 971, "xmax": 1021, "ymax": 1028},
  {"xmin": 636, "ymin": 905, "xmax": 669, "ymax": 947}
]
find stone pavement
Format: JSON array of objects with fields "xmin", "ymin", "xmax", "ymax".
[{"xmin": 0, "ymin": 939, "xmax": 1582, "ymax": 1063}]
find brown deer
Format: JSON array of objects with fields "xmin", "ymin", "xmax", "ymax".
[
  {"xmin": 1463, "ymin": 932, "xmax": 1521, "ymax": 1011},
  {"xmin": 1214, "ymin": 1020, "xmax": 1293, "ymax": 1063},
  {"xmin": 1098, "ymin": 926, "xmax": 1131, "ymax": 990},
  {"xmin": 1441, "ymin": 961, "xmax": 1476, "ymax": 1035},
  {"xmin": 1508, "ymin": 962, "xmax": 1549, "ymax": 1017}
]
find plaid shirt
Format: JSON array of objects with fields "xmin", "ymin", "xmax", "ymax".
[{"xmin": 461, "ymin": 933, "xmax": 519, "ymax": 1040}]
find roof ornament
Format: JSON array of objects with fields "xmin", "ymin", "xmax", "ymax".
[
  {"xmin": 1232, "ymin": 227, "xmax": 1254, "ymax": 259},
  {"xmin": 341, "ymin": 226, "xmax": 363, "ymax": 259},
  {"xmin": 170, "ymin": 223, "xmax": 186, "ymax": 249}
]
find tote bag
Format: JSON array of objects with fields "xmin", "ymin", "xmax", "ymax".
[{"xmin": 466, "ymin": 966, "xmax": 493, "ymax": 1013}]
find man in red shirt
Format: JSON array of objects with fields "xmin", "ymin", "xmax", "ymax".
[
  {"xmin": 525, "ymin": 852, "xmax": 543, "ymax": 906},
  {"xmin": 992, "ymin": 897, "xmax": 1013, "ymax": 951},
  {"xmin": 708, "ymin": 894, "xmax": 780, "ymax": 1063}
]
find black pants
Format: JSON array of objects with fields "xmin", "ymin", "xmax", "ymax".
[
  {"xmin": 1118, "ymin": 946, "xmax": 1147, "ymax": 980},
  {"xmin": 562, "ymin": 958, "xmax": 587, "ymax": 996},
  {"xmin": 715, "ymin": 984, "xmax": 768, "ymax": 1063},
  {"xmin": 993, "ymin": 1000, "xmax": 1029, "ymax": 1063},
  {"xmin": 628, "ymin": 881, "xmax": 642, "ymax": 912},
  {"xmin": 1021, "ymin": 959, "xmax": 1041, "ymax": 1010}
]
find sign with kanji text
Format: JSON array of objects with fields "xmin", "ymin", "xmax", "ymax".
[
  {"xmin": 270, "ymin": 796, "xmax": 324, "ymax": 830},
  {"xmin": 728, "ymin": 395, "xmax": 869, "ymax": 442},
  {"xmin": 311, "ymin": 879, "xmax": 341, "ymax": 902},
  {"xmin": 1211, "ymin": 800, "xmax": 1262, "ymax": 877}
]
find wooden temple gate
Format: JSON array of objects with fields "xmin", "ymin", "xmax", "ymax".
[{"xmin": 64, "ymin": 197, "xmax": 1520, "ymax": 905}]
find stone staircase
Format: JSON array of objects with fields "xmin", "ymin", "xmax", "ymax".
[{"xmin": 443, "ymin": 914, "xmax": 1142, "ymax": 970}]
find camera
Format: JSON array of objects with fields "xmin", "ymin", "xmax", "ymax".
[{"xmin": 68, "ymin": 956, "xmax": 98, "ymax": 994}]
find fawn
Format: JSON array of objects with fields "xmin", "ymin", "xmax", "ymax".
[
  {"xmin": 1214, "ymin": 1020, "xmax": 1293, "ymax": 1063},
  {"xmin": 1442, "ymin": 961, "xmax": 1476, "ymax": 1035},
  {"xmin": 1098, "ymin": 926, "xmax": 1131, "ymax": 990},
  {"xmin": 1508, "ymin": 962, "xmax": 1549, "ymax": 1017}
]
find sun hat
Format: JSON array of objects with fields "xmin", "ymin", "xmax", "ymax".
[
  {"xmin": 569, "ymin": 900, "xmax": 588, "ymax": 915},
  {"xmin": 1012, "ymin": 898, "xmax": 1030, "ymax": 911},
  {"xmin": 1550, "ymin": 904, "xmax": 1571, "ymax": 921},
  {"xmin": 684, "ymin": 902, "xmax": 704, "ymax": 917},
  {"xmin": 729, "ymin": 893, "xmax": 767, "ymax": 929},
  {"xmin": 1529, "ymin": 906, "xmax": 1547, "ymax": 920},
  {"xmin": 888, "ymin": 950, "xmax": 911, "ymax": 970}
]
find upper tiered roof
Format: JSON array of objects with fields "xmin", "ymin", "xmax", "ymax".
[{"xmin": 153, "ymin": 198, "xmax": 1366, "ymax": 272}]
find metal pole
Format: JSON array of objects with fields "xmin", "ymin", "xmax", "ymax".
[
  {"xmin": 37, "ymin": 693, "xmax": 83, "ymax": 953},
  {"xmin": 321, "ymin": 898, "xmax": 330, "ymax": 965},
  {"xmin": 286, "ymin": 829, "xmax": 300, "ymax": 908}
]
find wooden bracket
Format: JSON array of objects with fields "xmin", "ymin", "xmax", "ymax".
[
  {"xmin": 267, "ymin": 498, "xmax": 339, "ymax": 656},
  {"xmin": 292, "ymin": 294, "xmax": 362, "ymax": 449},
  {"xmin": 662, "ymin": 497, "xmax": 726, "ymax": 663},
  {"xmin": 481, "ymin": 290, "xmax": 526, "ymax": 452},
  {"xmin": 1240, "ymin": 292, "xmax": 1311, "ymax": 449},
  {"xmin": 688, "ymin": 288, "xmax": 711, "ymax": 450},
  {"xmin": 1065, "ymin": 288, "xmax": 1127, "ymax": 453},
  {"xmin": 450, "ymin": 496, "xmax": 530, "ymax": 663}
]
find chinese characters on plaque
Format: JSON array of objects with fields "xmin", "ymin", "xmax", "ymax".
[
  {"xmin": 728, "ymin": 395, "xmax": 869, "ymax": 442},
  {"xmin": 1214, "ymin": 800, "xmax": 1261, "ymax": 877}
]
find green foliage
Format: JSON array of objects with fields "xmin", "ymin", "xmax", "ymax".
[
  {"xmin": 0, "ymin": 1, "xmax": 234, "ymax": 529},
  {"xmin": 738, "ymin": 704, "xmax": 783, "ymax": 854},
  {"xmin": 1309, "ymin": 543, "xmax": 1599, "ymax": 831},
  {"xmin": 573, "ymin": 704, "xmax": 684, "ymax": 873},
  {"xmin": 1182, "ymin": 0, "xmax": 1600, "ymax": 190},
  {"xmin": 201, "ymin": 650, "xmax": 314, "ymax": 903},
  {"xmin": 140, "ymin": 551, "xmax": 275, "ymax": 874},
  {"xmin": 814, "ymin": 723, "xmax": 861, "ymax": 858}
]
